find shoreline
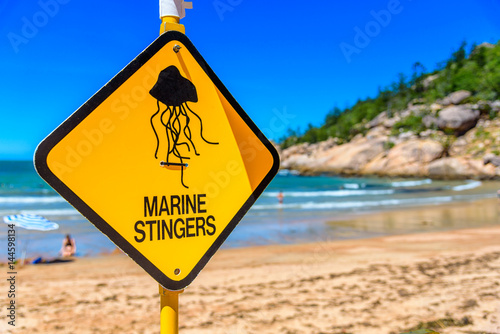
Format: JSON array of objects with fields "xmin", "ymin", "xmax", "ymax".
[
  {"xmin": 3, "ymin": 195, "xmax": 499, "ymax": 264},
  {"xmin": 327, "ymin": 196, "xmax": 500, "ymax": 235},
  {"xmin": 6, "ymin": 201, "xmax": 500, "ymax": 333},
  {"xmin": 2, "ymin": 172, "xmax": 500, "ymax": 261}
]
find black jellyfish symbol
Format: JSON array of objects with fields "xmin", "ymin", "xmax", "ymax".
[{"xmin": 149, "ymin": 66, "xmax": 218, "ymax": 188}]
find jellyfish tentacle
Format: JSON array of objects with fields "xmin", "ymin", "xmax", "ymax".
[
  {"xmin": 172, "ymin": 147, "xmax": 189, "ymax": 161},
  {"xmin": 170, "ymin": 106, "xmax": 183, "ymax": 161},
  {"xmin": 180, "ymin": 104, "xmax": 199, "ymax": 156},
  {"xmin": 178, "ymin": 156, "xmax": 188, "ymax": 189},
  {"xmin": 151, "ymin": 101, "xmax": 162, "ymax": 159},
  {"xmin": 162, "ymin": 106, "xmax": 175, "ymax": 163},
  {"xmin": 176, "ymin": 142, "xmax": 191, "ymax": 152},
  {"xmin": 171, "ymin": 144, "xmax": 189, "ymax": 189},
  {"xmin": 172, "ymin": 107, "xmax": 182, "ymax": 141},
  {"xmin": 165, "ymin": 106, "xmax": 190, "ymax": 166},
  {"xmin": 169, "ymin": 107, "xmax": 178, "ymax": 143},
  {"xmin": 160, "ymin": 108, "xmax": 167, "ymax": 127},
  {"xmin": 184, "ymin": 103, "xmax": 219, "ymax": 145}
]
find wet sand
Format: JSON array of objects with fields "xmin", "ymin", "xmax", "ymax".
[
  {"xmin": 3, "ymin": 199, "xmax": 500, "ymax": 334},
  {"xmin": 329, "ymin": 197, "xmax": 500, "ymax": 236}
]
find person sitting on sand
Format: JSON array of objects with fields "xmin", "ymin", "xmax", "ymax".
[{"xmin": 61, "ymin": 234, "xmax": 76, "ymax": 257}]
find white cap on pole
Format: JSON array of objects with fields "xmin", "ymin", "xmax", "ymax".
[{"xmin": 160, "ymin": 0, "xmax": 193, "ymax": 19}]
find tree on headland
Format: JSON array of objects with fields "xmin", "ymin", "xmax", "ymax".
[{"xmin": 280, "ymin": 40, "xmax": 500, "ymax": 149}]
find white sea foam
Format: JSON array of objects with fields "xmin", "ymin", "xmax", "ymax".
[
  {"xmin": 277, "ymin": 169, "xmax": 300, "ymax": 176},
  {"xmin": 390, "ymin": 179, "xmax": 432, "ymax": 187},
  {"xmin": 343, "ymin": 183, "xmax": 363, "ymax": 189},
  {"xmin": 0, "ymin": 196, "xmax": 66, "ymax": 204},
  {"xmin": 452, "ymin": 180, "xmax": 482, "ymax": 191},
  {"xmin": 19, "ymin": 209, "xmax": 80, "ymax": 216},
  {"xmin": 0, "ymin": 209, "xmax": 80, "ymax": 219},
  {"xmin": 265, "ymin": 189, "xmax": 395, "ymax": 198},
  {"xmin": 0, "ymin": 209, "xmax": 79, "ymax": 217},
  {"xmin": 252, "ymin": 196, "xmax": 455, "ymax": 211}
]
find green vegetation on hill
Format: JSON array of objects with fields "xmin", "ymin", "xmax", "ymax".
[{"xmin": 280, "ymin": 41, "xmax": 500, "ymax": 149}]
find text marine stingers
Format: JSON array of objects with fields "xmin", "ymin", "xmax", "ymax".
[{"xmin": 135, "ymin": 194, "xmax": 216, "ymax": 242}]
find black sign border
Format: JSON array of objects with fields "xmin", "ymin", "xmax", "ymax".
[{"xmin": 34, "ymin": 31, "xmax": 280, "ymax": 291}]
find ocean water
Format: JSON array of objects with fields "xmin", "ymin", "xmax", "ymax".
[{"xmin": 0, "ymin": 160, "xmax": 499, "ymax": 260}]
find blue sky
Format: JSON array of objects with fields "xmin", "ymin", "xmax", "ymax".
[{"xmin": 1, "ymin": 0, "xmax": 499, "ymax": 160}]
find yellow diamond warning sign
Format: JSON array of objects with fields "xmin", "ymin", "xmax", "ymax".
[{"xmin": 34, "ymin": 31, "xmax": 280, "ymax": 290}]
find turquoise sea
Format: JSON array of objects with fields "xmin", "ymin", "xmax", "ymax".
[{"xmin": 0, "ymin": 160, "xmax": 499, "ymax": 261}]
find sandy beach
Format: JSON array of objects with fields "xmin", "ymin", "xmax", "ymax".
[{"xmin": 3, "ymin": 199, "xmax": 500, "ymax": 334}]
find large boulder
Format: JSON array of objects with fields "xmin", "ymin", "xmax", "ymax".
[
  {"xmin": 439, "ymin": 90, "xmax": 472, "ymax": 106},
  {"xmin": 363, "ymin": 139, "xmax": 444, "ymax": 177},
  {"xmin": 437, "ymin": 105, "xmax": 479, "ymax": 135},
  {"xmin": 389, "ymin": 139, "xmax": 444, "ymax": 164},
  {"xmin": 422, "ymin": 74, "xmax": 439, "ymax": 89},
  {"xmin": 471, "ymin": 42, "xmax": 495, "ymax": 55},
  {"xmin": 428, "ymin": 157, "xmax": 496, "ymax": 179},
  {"xmin": 383, "ymin": 116, "xmax": 400, "ymax": 128},
  {"xmin": 280, "ymin": 143, "xmax": 313, "ymax": 170},
  {"xmin": 318, "ymin": 137, "xmax": 386, "ymax": 174},
  {"xmin": 280, "ymin": 136, "xmax": 387, "ymax": 175},
  {"xmin": 492, "ymin": 101, "xmax": 500, "ymax": 111},
  {"xmin": 428, "ymin": 158, "xmax": 469, "ymax": 179},
  {"xmin": 484, "ymin": 154, "xmax": 500, "ymax": 167},
  {"xmin": 281, "ymin": 143, "xmax": 310, "ymax": 158},
  {"xmin": 423, "ymin": 115, "xmax": 438, "ymax": 128},
  {"xmin": 366, "ymin": 126, "xmax": 389, "ymax": 139},
  {"xmin": 365, "ymin": 111, "xmax": 388, "ymax": 129}
]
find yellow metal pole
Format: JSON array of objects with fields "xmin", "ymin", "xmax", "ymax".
[
  {"xmin": 159, "ymin": 286, "xmax": 183, "ymax": 334},
  {"xmin": 160, "ymin": 16, "xmax": 185, "ymax": 35},
  {"xmin": 158, "ymin": 2, "xmax": 189, "ymax": 332}
]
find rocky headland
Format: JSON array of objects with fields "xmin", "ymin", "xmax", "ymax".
[{"xmin": 279, "ymin": 90, "xmax": 500, "ymax": 179}]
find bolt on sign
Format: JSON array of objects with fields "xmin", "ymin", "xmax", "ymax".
[{"xmin": 35, "ymin": 31, "xmax": 280, "ymax": 290}]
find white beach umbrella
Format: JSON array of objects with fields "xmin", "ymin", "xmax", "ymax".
[{"xmin": 3, "ymin": 214, "xmax": 59, "ymax": 263}]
